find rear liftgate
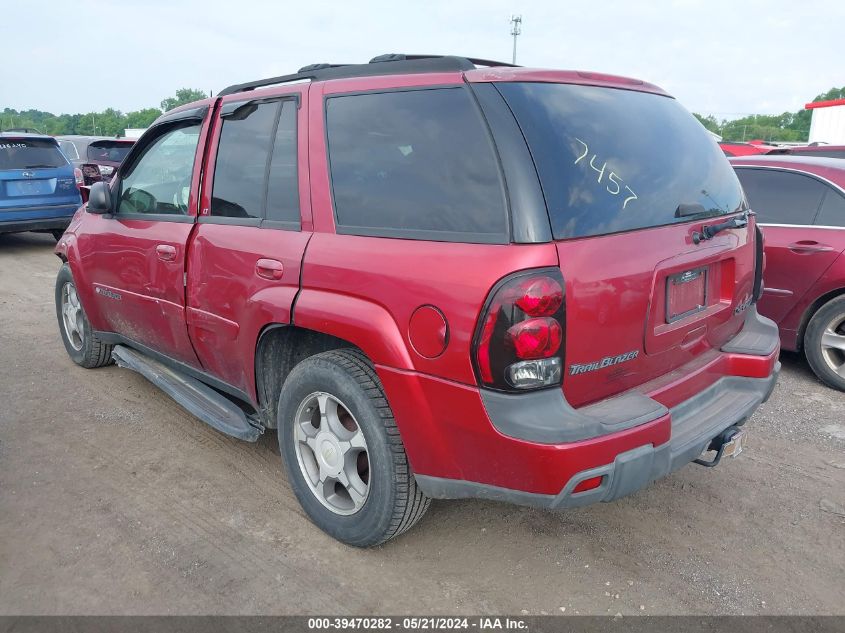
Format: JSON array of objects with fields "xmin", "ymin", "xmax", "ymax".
[{"xmin": 112, "ymin": 346, "xmax": 263, "ymax": 442}]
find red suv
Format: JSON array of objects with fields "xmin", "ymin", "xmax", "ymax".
[
  {"xmin": 731, "ymin": 155, "xmax": 845, "ymax": 390},
  {"xmin": 54, "ymin": 55, "xmax": 780, "ymax": 546}
]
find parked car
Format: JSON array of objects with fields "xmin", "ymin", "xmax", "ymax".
[
  {"xmin": 56, "ymin": 135, "xmax": 135, "ymax": 187},
  {"xmin": 766, "ymin": 144, "xmax": 845, "ymax": 159},
  {"xmin": 731, "ymin": 155, "xmax": 845, "ymax": 390},
  {"xmin": 719, "ymin": 141, "xmax": 773, "ymax": 157},
  {"xmin": 55, "ymin": 54, "xmax": 780, "ymax": 546},
  {"xmin": 1, "ymin": 132, "xmax": 83, "ymax": 241}
]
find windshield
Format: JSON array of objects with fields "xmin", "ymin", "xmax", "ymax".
[
  {"xmin": 496, "ymin": 82, "xmax": 745, "ymax": 239},
  {"xmin": 0, "ymin": 139, "xmax": 68, "ymax": 170},
  {"xmin": 87, "ymin": 141, "xmax": 133, "ymax": 164}
]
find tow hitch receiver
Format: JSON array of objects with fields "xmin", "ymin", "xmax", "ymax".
[{"xmin": 694, "ymin": 427, "xmax": 747, "ymax": 468}]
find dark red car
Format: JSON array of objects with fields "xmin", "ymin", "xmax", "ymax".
[
  {"xmin": 767, "ymin": 145, "xmax": 845, "ymax": 159},
  {"xmin": 731, "ymin": 155, "xmax": 845, "ymax": 390},
  {"xmin": 54, "ymin": 55, "xmax": 779, "ymax": 546},
  {"xmin": 719, "ymin": 141, "xmax": 774, "ymax": 157}
]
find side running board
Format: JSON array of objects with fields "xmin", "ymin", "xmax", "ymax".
[{"xmin": 111, "ymin": 345, "xmax": 263, "ymax": 442}]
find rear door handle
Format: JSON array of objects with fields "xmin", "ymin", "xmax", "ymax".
[
  {"xmin": 155, "ymin": 244, "xmax": 177, "ymax": 261},
  {"xmin": 788, "ymin": 240, "xmax": 834, "ymax": 254},
  {"xmin": 256, "ymin": 258, "xmax": 284, "ymax": 280}
]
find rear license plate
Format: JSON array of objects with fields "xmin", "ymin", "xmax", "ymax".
[
  {"xmin": 666, "ymin": 267, "xmax": 708, "ymax": 323},
  {"xmin": 7, "ymin": 180, "xmax": 51, "ymax": 197},
  {"xmin": 722, "ymin": 430, "xmax": 747, "ymax": 458}
]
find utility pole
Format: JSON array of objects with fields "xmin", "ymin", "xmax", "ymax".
[{"xmin": 510, "ymin": 15, "xmax": 522, "ymax": 64}]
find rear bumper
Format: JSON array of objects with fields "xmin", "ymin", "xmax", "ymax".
[
  {"xmin": 415, "ymin": 366, "xmax": 778, "ymax": 509},
  {"xmin": 379, "ymin": 306, "xmax": 780, "ymax": 507},
  {"xmin": 0, "ymin": 204, "xmax": 79, "ymax": 233}
]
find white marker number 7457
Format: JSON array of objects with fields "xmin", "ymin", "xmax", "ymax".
[{"xmin": 573, "ymin": 138, "xmax": 638, "ymax": 211}]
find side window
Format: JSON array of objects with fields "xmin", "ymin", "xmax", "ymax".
[
  {"xmin": 815, "ymin": 189, "xmax": 845, "ymax": 227},
  {"xmin": 211, "ymin": 101, "xmax": 279, "ymax": 219},
  {"xmin": 59, "ymin": 141, "xmax": 79, "ymax": 160},
  {"xmin": 265, "ymin": 101, "xmax": 300, "ymax": 225},
  {"xmin": 325, "ymin": 87, "xmax": 507, "ymax": 242},
  {"xmin": 117, "ymin": 124, "xmax": 201, "ymax": 216},
  {"xmin": 735, "ymin": 168, "xmax": 826, "ymax": 225}
]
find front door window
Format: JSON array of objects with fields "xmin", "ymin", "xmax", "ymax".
[{"xmin": 117, "ymin": 124, "xmax": 201, "ymax": 216}]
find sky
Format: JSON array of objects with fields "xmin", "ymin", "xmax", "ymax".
[{"xmin": 1, "ymin": 0, "xmax": 842, "ymax": 119}]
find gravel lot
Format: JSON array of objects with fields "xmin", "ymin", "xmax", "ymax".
[{"xmin": 0, "ymin": 231, "xmax": 843, "ymax": 615}]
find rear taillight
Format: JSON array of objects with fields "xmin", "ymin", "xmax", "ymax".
[
  {"xmin": 80, "ymin": 163, "xmax": 101, "ymax": 186},
  {"xmin": 473, "ymin": 268, "xmax": 566, "ymax": 391},
  {"xmin": 73, "ymin": 167, "xmax": 84, "ymax": 188}
]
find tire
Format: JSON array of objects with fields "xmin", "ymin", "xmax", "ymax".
[
  {"xmin": 55, "ymin": 263, "xmax": 114, "ymax": 368},
  {"xmin": 51, "ymin": 230, "xmax": 65, "ymax": 242},
  {"xmin": 804, "ymin": 295, "xmax": 845, "ymax": 391},
  {"xmin": 277, "ymin": 349, "xmax": 430, "ymax": 547}
]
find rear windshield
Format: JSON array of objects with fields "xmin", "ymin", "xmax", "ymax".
[
  {"xmin": 88, "ymin": 141, "xmax": 133, "ymax": 163},
  {"xmin": 497, "ymin": 83, "xmax": 745, "ymax": 239},
  {"xmin": 0, "ymin": 139, "xmax": 67, "ymax": 170}
]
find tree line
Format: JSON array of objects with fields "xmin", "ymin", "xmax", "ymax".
[
  {"xmin": 693, "ymin": 86, "xmax": 844, "ymax": 143},
  {"xmin": 1, "ymin": 88, "xmax": 208, "ymax": 137}
]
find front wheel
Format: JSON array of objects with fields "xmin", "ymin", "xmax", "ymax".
[
  {"xmin": 55, "ymin": 263, "xmax": 113, "ymax": 368},
  {"xmin": 277, "ymin": 349, "xmax": 430, "ymax": 547},
  {"xmin": 804, "ymin": 295, "xmax": 845, "ymax": 391}
]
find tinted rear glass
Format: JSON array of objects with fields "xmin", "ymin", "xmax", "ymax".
[
  {"xmin": 326, "ymin": 87, "xmax": 507, "ymax": 243},
  {"xmin": 734, "ymin": 168, "xmax": 826, "ymax": 224},
  {"xmin": 816, "ymin": 189, "xmax": 845, "ymax": 227},
  {"xmin": 497, "ymin": 83, "xmax": 745, "ymax": 239},
  {"xmin": 88, "ymin": 141, "xmax": 133, "ymax": 163},
  {"xmin": 0, "ymin": 139, "xmax": 67, "ymax": 170}
]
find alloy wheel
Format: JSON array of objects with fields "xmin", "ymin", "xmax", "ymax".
[
  {"xmin": 61, "ymin": 282, "xmax": 84, "ymax": 351},
  {"xmin": 293, "ymin": 392, "xmax": 370, "ymax": 516},
  {"xmin": 820, "ymin": 313, "xmax": 845, "ymax": 378}
]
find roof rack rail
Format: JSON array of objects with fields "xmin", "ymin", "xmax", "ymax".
[{"xmin": 218, "ymin": 54, "xmax": 517, "ymax": 97}]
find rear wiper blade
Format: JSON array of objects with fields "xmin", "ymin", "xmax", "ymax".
[
  {"xmin": 22, "ymin": 164, "xmax": 55, "ymax": 169},
  {"xmin": 675, "ymin": 203, "xmax": 722, "ymax": 219},
  {"xmin": 693, "ymin": 211, "xmax": 749, "ymax": 244}
]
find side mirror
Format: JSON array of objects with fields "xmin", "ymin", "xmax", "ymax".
[{"xmin": 86, "ymin": 181, "xmax": 112, "ymax": 214}]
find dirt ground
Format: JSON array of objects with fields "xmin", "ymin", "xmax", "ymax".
[{"xmin": 0, "ymin": 231, "xmax": 843, "ymax": 616}]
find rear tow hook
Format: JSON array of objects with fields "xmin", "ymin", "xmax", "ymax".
[{"xmin": 693, "ymin": 426, "xmax": 745, "ymax": 468}]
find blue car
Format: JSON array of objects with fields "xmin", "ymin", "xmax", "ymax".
[{"xmin": 0, "ymin": 133, "xmax": 83, "ymax": 240}]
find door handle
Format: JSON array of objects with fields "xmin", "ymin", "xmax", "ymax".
[
  {"xmin": 155, "ymin": 244, "xmax": 177, "ymax": 261},
  {"xmin": 256, "ymin": 258, "xmax": 284, "ymax": 280},
  {"xmin": 787, "ymin": 240, "xmax": 834, "ymax": 254}
]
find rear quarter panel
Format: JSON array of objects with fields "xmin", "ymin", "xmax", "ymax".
[
  {"xmin": 299, "ymin": 78, "xmax": 560, "ymax": 382},
  {"xmin": 779, "ymin": 250, "xmax": 845, "ymax": 350}
]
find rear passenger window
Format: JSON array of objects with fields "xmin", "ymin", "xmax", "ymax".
[
  {"xmin": 211, "ymin": 101, "xmax": 279, "ymax": 219},
  {"xmin": 325, "ymin": 88, "xmax": 507, "ymax": 243},
  {"xmin": 265, "ymin": 102, "xmax": 300, "ymax": 225},
  {"xmin": 816, "ymin": 190, "xmax": 845, "ymax": 227},
  {"xmin": 735, "ymin": 169, "xmax": 826, "ymax": 225}
]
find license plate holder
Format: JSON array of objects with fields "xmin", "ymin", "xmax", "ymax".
[{"xmin": 666, "ymin": 267, "xmax": 708, "ymax": 323}]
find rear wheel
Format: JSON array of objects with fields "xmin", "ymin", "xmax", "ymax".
[
  {"xmin": 55, "ymin": 263, "xmax": 113, "ymax": 368},
  {"xmin": 804, "ymin": 295, "xmax": 845, "ymax": 391},
  {"xmin": 277, "ymin": 349, "xmax": 430, "ymax": 547},
  {"xmin": 51, "ymin": 230, "xmax": 65, "ymax": 242}
]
